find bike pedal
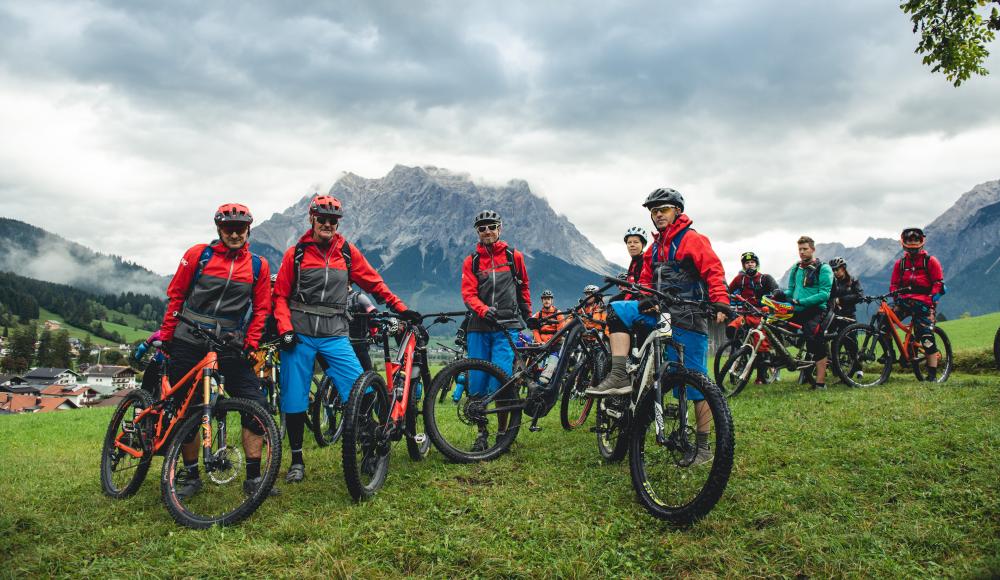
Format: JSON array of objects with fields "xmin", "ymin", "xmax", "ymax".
[{"xmin": 529, "ymin": 425, "xmax": 542, "ymax": 432}]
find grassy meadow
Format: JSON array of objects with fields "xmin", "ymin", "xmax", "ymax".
[{"xmin": 1, "ymin": 371, "xmax": 998, "ymax": 578}]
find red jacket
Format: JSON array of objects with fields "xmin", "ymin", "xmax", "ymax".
[
  {"xmin": 273, "ymin": 231, "xmax": 407, "ymax": 337},
  {"xmin": 639, "ymin": 215, "xmax": 729, "ymax": 306},
  {"xmin": 461, "ymin": 240, "xmax": 531, "ymax": 332},
  {"xmin": 890, "ymin": 251, "xmax": 944, "ymax": 307},
  {"xmin": 160, "ymin": 242, "xmax": 271, "ymax": 350}
]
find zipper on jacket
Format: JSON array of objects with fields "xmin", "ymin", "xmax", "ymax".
[
  {"xmin": 314, "ymin": 243, "xmax": 335, "ymax": 335},
  {"xmin": 211, "ymin": 253, "xmax": 237, "ymax": 316}
]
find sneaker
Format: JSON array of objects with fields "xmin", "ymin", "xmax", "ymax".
[
  {"xmin": 471, "ymin": 430, "xmax": 490, "ymax": 452},
  {"xmin": 685, "ymin": 444, "xmax": 714, "ymax": 467},
  {"xmin": 243, "ymin": 476, "xmax": 280, "ymax": 496},
  {"xmin": 811, "ymin": 382, "xmax": 827, "ymax": 390},
  {"xmin": 284, "ymin": 463, "xmax": 305, "ymax": 484},
  {"xmin": 175, "ymin": 470, "xmax": 203, "ymax": 499},
  {"xmin": 585, "ymin": 375, "xmax": 633, "ymax": 397}
]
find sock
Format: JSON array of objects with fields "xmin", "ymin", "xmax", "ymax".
[
  {"xmin": 609, "ymin": 355, "xmax": 627, "ymax": 376},
  {"xmin": 183, "ymin": 460, "xmax": 200, "ymax": 479},
  {"xmin": 695, "ymin": 431, "xmax": 710, "ymax": 449},
  {"xmin": 286, "ymin": 412, "xmax": 306, "ymax": 466},
  {"xmin": 246, "ymin": 458, "xmax": 261, "ymax": 480},
  {"xmin": 927, "ymin": 367, "xmax": 937, "ymax": 381}
]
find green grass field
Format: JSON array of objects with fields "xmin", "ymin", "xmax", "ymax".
[
  {"xmin": 938, "ymin": 311, "xmax": 1000, "ymax": 351},
  {"xmin": 1, "ymin": 373, "xmax": 998, "ymax": 577},
  {"xmin": 34, "ymin": 307, "xmax": 151, "ymax": 346}
]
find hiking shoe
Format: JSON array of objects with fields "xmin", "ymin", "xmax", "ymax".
[
  {"xmin": 243, "ymin": 476, "xmax": 280, "ymax": 497},
  {"xmin": 471, "ymin": 430, "xmax": 490, "ymax": 453},
  {"xmin": 684, "ymin": 444, "xmax": 714, "ymax": 467},
  {"xmin": 585, "ymin": 375, "xmax": 632, "ymax": 396},
  {"xmin": 175, "ymin": 470, "xmax": 203, "ymax": 499},
  {"xmin": 284, "ymin": 463, "xmax": 305, "ymax": 484}
]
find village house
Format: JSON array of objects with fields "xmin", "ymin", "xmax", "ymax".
[
  {"xmin": 23, "ymin": 368, "xmax": 81, "ymax": 387},
  {"xmin": 39, "ymin": 384, "xmax": 100, "ymax": 407},
  {"xmin": 84, "ymin": 365, "xmax": 138, "ymax": 395},
  {"xmin": 0, "ymin": 393, "xmax": 79, "ymax": 413}
]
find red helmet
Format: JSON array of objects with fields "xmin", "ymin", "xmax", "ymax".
[
  {"xmin": 214, "ymin": 203, "xmax": 253, "ymax": 225},
  {"xmin": 309, "ymin": 195, "xmax": 343, "ymax": 217},
  {"xmin": 900, "ymin": 227, "xmax": 925, "ymax": 251}
]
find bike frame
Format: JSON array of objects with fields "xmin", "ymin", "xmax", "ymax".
[{"xmin": 870, "ymin": 299, "xmax": 917, "ymax": 362}]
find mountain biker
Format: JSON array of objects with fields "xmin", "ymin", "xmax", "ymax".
[
  {"xmin": 777, "ymin": 236, "xmax": 833, "ymax": 389},
  {"xmin": 890, "ymin": 227, "xmax": 945, "ymax": 381},
  {"xmin": 158, "ymin": 203, "xmax": 275, "ymax": 497},
  {"xmin": 531, "ymin": 290, "xmax": 563, "ymax": 344},
  {"xmin": 580, "ymin": 284, "xmax": 608, "ymax": 337},
  {"xmin": 272, "ymin": 195, "xmax": 420, "ymax": 483},
  {"xmin": 460, "ymin": 209, "xmax": 532, "ymax": 452},
  {"xmin": 729, "ymin": 252, "xmax": 778, "ymax": 307},
  {"xmin": 829, "ymin": 257, "xmax": 863, "ymax": 320},
  {"xmin": 586, "ymin": 188, "xmax": 729, "ymax": 466},
  {"xmin": 610, "ymin": 226, "xmax": 648, "ymax": 303}
]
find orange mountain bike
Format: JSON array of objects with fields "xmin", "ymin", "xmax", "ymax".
[
  {"xmin": 831, "ymin": 290, "xmax": 953, "ymax": 387},
  {"xmin": 100, "ymin": 314, "xmax": 281, "ymax": 528}
]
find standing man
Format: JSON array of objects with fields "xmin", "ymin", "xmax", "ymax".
[
  {"xmin": 890, "ymin": 228, "xmax": 945, "ymax": 381},
  {"xmin": 272, "ymin": 195, "xmax": 420, "ymax": 483},
  {"xmin": 461, "ymin": 209, "xmax": 532, "ymax": 452},
  {"xmin": 159, "ymin": 203, "xmax": 274, "ymax": 497},
  {"xmin": 782, "ymin": 236, "xmax": 833, "ymax": 389},
  {"xmin": 586, "ymin": 188, "xmax": 729, "ymax": 466}
]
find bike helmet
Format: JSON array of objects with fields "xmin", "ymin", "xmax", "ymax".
[
  {"xmin": 900, "ymin": 227, "xmax": 925, "ymax": 250},
  {"xmin": 309, "ymin": 195, "xmax": 343, "ymax": 217},
  {"xmin": 473, "ymin": 209, "xmax": 502, "ymax": 227},
  {"xmin": 583, "ymin": 284, "xmax": 599, "ymax": 295},
  {"xmin": 540, "ymin": 289, "xmax": 554, "ymax": 299},
  {"xmin": 642, "ymin": 187, "xmax": 685, "ymax": 212},
  {"xmin": 829, "ymin": 257, "xmax": 847, "ymax": 270},
  {"xmin": 214, "ymin": 203, "xmax": 253, "ymax": 225},
  {"xmin": 623, "ymin": 226, "xmax": 648, "ymax": 245},
  {"xmin": 740, "ymin": 251, "xmax": 759, "ymax": 265}
]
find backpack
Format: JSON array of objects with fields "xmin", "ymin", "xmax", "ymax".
[
  {"xmin": 649, "ymin": 225, "xmax": 692, "ymax": 266},
  {"xmin": 470, "ymin": 246, "xmax": 528, "ymax": 313},
  {"xmin": 187, "ymin": 244, "xmax": 263, "ymax": 298},
  {"xmin": 790, "ymin": 261, "xmax": 822, "ymax": 289},
  {"xmin": 292, "ymin": 240, "xmax": 352, "ymax": 293}
]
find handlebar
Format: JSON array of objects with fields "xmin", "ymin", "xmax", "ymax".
[
  {"xmin": 602, "ymin": 276, "xmax": 718, "ymax": 314},
  {"xmin": 863, "ymin": 288, "xmax": 912, "ymax": 303}
]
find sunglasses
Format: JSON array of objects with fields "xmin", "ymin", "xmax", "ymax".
[
  {"xmin": 314, "ymin": 216, "xmax": 339, "ymax": 225},
  {"xmin": 476, "ymin": 223, "xmax": 500, "ymax": 233},
  {"xmin": 649, "ymin": 205, "xmax": 675, "ymax": 216},
  {"xmin": 219, "ymin": 224, "xmax": 249, "ymax": 235}
]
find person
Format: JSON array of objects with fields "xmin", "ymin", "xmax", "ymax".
[
  {"xmin": 272, "ymin": 195, "xmax": 420, "ymax": 483},
  {"xmin": 586, "ymin": 188, "xmax": 729, "ymax": 466},
  {"xmin": 729, "ymin": 252, "xmax": 778, "ymax": 307},
  {"xmin": 460, "ymin": 209, "xmax": 532, "ymax": 452},
  {"xmin": 889, "ymin": 227, "xmax": 945, "ymax": 381},
  {"xmin": 610, "ymin": 227, "xmax": 648, "ymax": 303},
  {"xmin": 828, "ymin": 257, "xmax": 863, "ymax": 321},
  {"xmin": 727, "ymin": 252, "xmax": 780, "ymax": 384},
  {"xmin": 779, "ymin": 236, "xmax": 833, "ymax": 389},
  {"xmin": 579, "ymin": 284, "xmax": 608, "ymax": 337},
  {"xmin": 157, "ymin": 203, "xmax": 275, "ymax": 497},
  {"xmin": 531, "ymin": 290, "xmax": 563, "ymax": 344},
  {"xmin": 346, "ymin": 288, "xmax": 378, "ymax": 372}
]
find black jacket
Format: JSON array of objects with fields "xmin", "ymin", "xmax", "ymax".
[{"xmin": 831, "ymin": 275, "xmax": 864, "ymax": 317}]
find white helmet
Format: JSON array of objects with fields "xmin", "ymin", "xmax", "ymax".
[{"xmin": 623, "ymin": 226, "xmax": 647, "ymax": 245}]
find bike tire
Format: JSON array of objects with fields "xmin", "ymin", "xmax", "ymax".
[
  {"xmin": 311, "ymin": 375, "xmax": 345, "ymax": 447},
  {"xmin": 559, "ymin": 351, "xmax": 601, "ymax": 431},
  {"xmin": 100, "ymin": 389, "xmax": 156, "ymax": 499},
  {"xmin": 712, "ymin": 339, "xmax": 737, "ymax": 387},
  {"xmin": 342, "ymin": 372, "xmax": 392, "ymax": 501},
  {"xmin": 595, "ymin": 395, "xmax": 631, "ymax": 462},
  {"xmin": 629, "ymin": 370, "xmax": 734, "ymax": 525},
  {"xmin": 910, "ymin": 326, "xmax": 953, "ymax": 383},
  {"xmin": 161, "ymin": 398, "xmax": 281, "ymax": 529},
  {"xmin": 832, "ymin": 322, "xmax": 892, "ymax": 388},
  {"xmin": 717, "ymin": 345, "xmax": 754, "ymax": 398},
  {"xmin": 405, "ymin": 372, "xmax": 432, "ymax": 461},
  {"xmin": 994, "ymin": 326, "xmax": 1000, "ymax": 371},
  {"xmin": 423, "ymin": 358, "xmax": 522, "ymax": 463}
]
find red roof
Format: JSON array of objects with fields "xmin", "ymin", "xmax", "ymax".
[
  {"xmin": 0, "ymin": 393, "xmax": 41, "ymax": 413},
  {"xmin": 40, "ymin": 385, "xmax": 97, "ymax": 397},
  {"xmin": 36, "ymin": 397, "xmax": 78, "ymax": 412}
]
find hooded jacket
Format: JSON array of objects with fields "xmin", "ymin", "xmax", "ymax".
[{"xmin": 461, "ymin": 240, "xmax": 531, "ymax": 332}]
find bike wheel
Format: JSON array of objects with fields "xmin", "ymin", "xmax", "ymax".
[
  {"xmin": 717, "ymin": 345, "xmax": 754, "ymax": 398},
  {"xmin": 405, "ymin": 374, "xmax": 432, "ymax": 461},
  {"xmin": 595, "ymin": 395, "xmax": 631, "ymax": 462},
  {"xmin": 161, "ymin": 398, "xmax": 281, "ymax": 529},
  {"xmin": 833, "ymin": 322, "xmax": 892, "ymax": 387},
  {"xmin": 559, "ymin": 352, "xmax": 600, "ymax": 431},
  {"xmin": 712, "ymin": 340, "xmax": 737, "ymax": 387},
  {"xmin": 311, "ymin": 375, "xmax": 345, "ymax": 447},
  {"xmin": 910, "ymin": 326, "xmax": 953, "ymax": 383},
  {"xmin": 101, "ymin": 389, "xmax": 156, "ymax": 499},
  {"xmin": 629, "ymin": 369, "xmax": 734, "ymax": 525},
  {"xmin": 423, "ymin": 358, "xmax": 522, "ymax": 463},
  {"xmin": 994, "ymin": 326, "xmax": 1000, "ymax": 371},
  {"xmin": 342, "ymin": 372, "xmax": 392, "ymax": 501}
]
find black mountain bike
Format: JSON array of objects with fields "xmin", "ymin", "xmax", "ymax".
[
  {"xmin": 558, "ymin": 311, "xmax": 610, "ymax": 430},
  {"xmin": 423, "ymin": 281, "xmax": 619, "ymax": 463}
]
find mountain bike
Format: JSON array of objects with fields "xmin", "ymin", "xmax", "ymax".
[
  {"xmin": 831, "ymin": 290, "xmax": 953, "ymax": 386},
  {"xmin": 716, "ymin": 295, "xmax": 855, "ymax": 396},
  {"xmin": 591, "ymin": 277, "xmax": 734, "ymax": 523},
  {"xmin": 558, "ymin": 313, "xmax": 609, "ymax": 431},
  {"xmin": 341, "ymin": 311, "xmax": 464, "ymax": 501},
  {"xmin": 100, "ymin": 314, "xmax": 281, "ymax": 528},
  {"xmin": 252, "ymin": 340, "xmax": 344, "ymax": 447},
  {"xmin": 712, "ymin": 297, "xmax": 779, "ymax": 390},
  {"xmin": 423, "ymin": 281, "xmax": 620, "ymax": 463},
  {"xmin": 993, "ymin": 326, "xmax": 1000, "ymax": 371}
]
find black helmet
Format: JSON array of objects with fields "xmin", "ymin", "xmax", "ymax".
[
  {"xmin": 473, "ymin": 210, "xmax": 502, "ymax": 227},
  {"xmin": 829, "ymin": 257, "xmax": 847, "ymax": 270},
  {"xmin": 623, "ymin": 226, "xmax": 648, "ymax": 245},
  {"xmin": 642, "ymin": 188, "xmax": 684, "ymax": 212},
  {"xmin": 540, "ymin": 289, "xmax": 553, "ymax": 299},
  {"xmin": 740, "ymin": 251, "xmax": 759, "ymax": 265}
]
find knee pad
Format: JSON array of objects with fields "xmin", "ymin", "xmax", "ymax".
[{"xmin": 606, "ymin": 306, "xmax": 629, "ymax": 334}]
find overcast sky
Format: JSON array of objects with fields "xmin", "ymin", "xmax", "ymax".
[{"xmin": 1, "ymin": 1, "xmax": 998, "ymax": 278}]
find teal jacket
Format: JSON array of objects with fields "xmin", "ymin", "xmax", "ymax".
[{"xmin": 786, "ymin": 260, "xmax": 833, "ymax": 312}]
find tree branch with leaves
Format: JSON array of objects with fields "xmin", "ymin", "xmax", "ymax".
[{"xmin": 902, "ymin": 0, "xmax": 1000, "ymax": 86}]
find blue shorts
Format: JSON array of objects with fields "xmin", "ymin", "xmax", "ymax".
[{"xmin": 279, "ymin": 334, "xmax": 363, "ymax": 412}]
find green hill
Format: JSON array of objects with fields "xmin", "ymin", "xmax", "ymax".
[{"xmin": 939, "ymin": 311, "xmax": 1000, "ymax": 351}]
